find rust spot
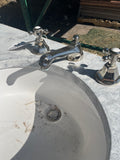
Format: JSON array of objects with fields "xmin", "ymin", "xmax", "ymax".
[
  {"xmin": 23, "ymin": 122, "xmax": 32, "ymax": 133},
  {"xmin": 14, "ymin": 123, "xmax": 20, "ymax": 129},
  {"xmin": 25, "ymin": 101, "xmax": 35, "ymax": 106},
  {"xmin": 16, "ymin": 139, "xmax": 23, "ymax": 144}
]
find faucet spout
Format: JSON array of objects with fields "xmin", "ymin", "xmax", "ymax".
[{"xmin": 39, "ymin": 35, "xmax": 83, "ymax": 70}]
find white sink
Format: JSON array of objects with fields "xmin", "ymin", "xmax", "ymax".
[{"xmin": 0, "ymin": 65, "xmax": 111, "ymax": 160}]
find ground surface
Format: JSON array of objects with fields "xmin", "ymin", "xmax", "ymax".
[
  {"xmin": 62, "ymin": 24, "xmax": 120, "ymax": 55},
  {"xmin": 0, "ymin": 0, "xmax": 120, "ymax": 55}
]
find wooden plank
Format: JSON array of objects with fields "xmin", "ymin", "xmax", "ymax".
[
  {"xmin": 79, "ymin": 5, "xmax": 120, "ymax": 21},
  {"xmin": 80, "ymin": 0, "xmax": 120, "ymax": 8},
  {"xmin": 78, "ymin": 18, "xmax": 120, "ymax": 29},
  {"xmin": 79, "ymin": 0, "xmax": 120, "ymax": 22}
]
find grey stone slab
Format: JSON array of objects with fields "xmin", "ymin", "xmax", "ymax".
[{"xmin": 0, "ymin": 23, "xmax": 120, "ymax": 160}]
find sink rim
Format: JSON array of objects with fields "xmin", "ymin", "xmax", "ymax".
[
  {"xmin": 0, "ymin": 65, "xmax": 111, "ymax": 160},
  {"xmin": 48, "ymin": 65, "xmax": 111, "ymax": 160}
]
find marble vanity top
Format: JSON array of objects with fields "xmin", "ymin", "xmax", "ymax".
[{"xmin": 0, "ymin": 24, "xmax": 120, "ymax": 160}]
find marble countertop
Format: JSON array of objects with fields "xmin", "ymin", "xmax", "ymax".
[{"xmin": 0, "ymin": 24, "xmax": 120, "ymax": 160}]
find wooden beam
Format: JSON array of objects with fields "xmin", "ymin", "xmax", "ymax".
[{"xmin": 80, "ymin": 0, "xmax": 120, "ymax": 8}]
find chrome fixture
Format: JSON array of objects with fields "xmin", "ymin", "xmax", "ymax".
[
  {"xmin": 39, "ymin": 35, "xmax": 83, "ymax": 70},
  {"xmin": 96, "ymin": 47, "xmax": 120, "ymax": 85},
  {"xmin": 32, "ymin": 26, "xmax": 50, "ymax": 54},
  {"xmin": 9, "ymin": 26, "xmax": 50, "ymax": 54}
]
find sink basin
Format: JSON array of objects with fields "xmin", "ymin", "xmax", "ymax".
[{"xmin": 0, "ymin": 65, "xmax": 111, "ymax": 160}]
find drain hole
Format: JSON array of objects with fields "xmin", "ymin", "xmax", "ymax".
[{"xmin": 46, "ymin": 105, "xmax": 61, "ymax": 122}]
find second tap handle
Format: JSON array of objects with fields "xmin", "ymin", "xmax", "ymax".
[{"xmin": 73, "ymin": 35, "xmax": 80, "ymax": 45}]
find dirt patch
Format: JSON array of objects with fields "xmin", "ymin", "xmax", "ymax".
[
  {"xmin": 79, "ymin": 28, "xmax": 120, "ymax": 55},
  {"xmin": 63, "ymin": 25, "xmax": 120, "ymax": 55}
]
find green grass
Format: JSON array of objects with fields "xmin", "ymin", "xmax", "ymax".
[{"xmin": 79, "ymin": 28, "xmax": 120, "ymax": 55}]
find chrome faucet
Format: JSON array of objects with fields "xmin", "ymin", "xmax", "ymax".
[
  {"xmin": 95, "ymin": 47, "xmax": 120, "ymax": 85},
  {"xmin": 39, "ymin": 35, "xmax": 83, "ymax": 70},
  {"xmin": 32, "ymin": 26, "xmax": 50, "ymax": 54},
  {"xmin": 9, "ymin": 26, "xmax": 50, "ymax": 54}
]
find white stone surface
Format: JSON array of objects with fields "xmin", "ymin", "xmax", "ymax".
[{"xmin": 0, "ymin": 24, "xmax": 120, "ymax": 160}]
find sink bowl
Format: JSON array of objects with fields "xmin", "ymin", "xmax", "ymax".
[{"xmin": 0, "ymin": 65, "xmax": 111, "ymax": 160}]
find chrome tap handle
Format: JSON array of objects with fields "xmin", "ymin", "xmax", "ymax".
[
  {"xmin": 67, "ymin": 35, "xmax": 83, "ymax": 61},
  {"xmin": 110, "ymin": 48, "xmax": 120, "ymax": 56},
  {"xmin": 73, "ymin": 35, "xmax": 80, "ymax": 45},
  {"xmin": 33, "ymin": 26, "xmax": 48, "ymax": 37},
  {"xmin": 96, "ymin": 47, "xmax": 120, "ymax": 85},
  {"xmin": 32, "ymin": 26, "xmax": 50, "ymax": 53},
  {"xmin": 109, "ymin": 48, "xmax": 120, "ymax": 66},
  {"xmin": 33, "ymin": 26, "xmax": 49, "ymax": 44},
  {"xmin": 102, "ymin": 48, "xmax": 120, "ymax": 63}
]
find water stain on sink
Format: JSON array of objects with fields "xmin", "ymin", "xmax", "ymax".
[
  {"xmin": 14, "ymin": 123, "xmax": 20, "ymax": 129},
  {"xmin": 23, "ymin": 122, "xmax": 32, "ymax": 133},
  {"xmin": 25, "ymin": 101, "xmax": 35, "ymax": 106},
  {"xmin": 16, "ymin": 139, "xmax": 23, "ymax": 144}
]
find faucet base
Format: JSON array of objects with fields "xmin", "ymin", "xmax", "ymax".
[
  {"xmin": 67, "ymin": 52, "xmax": 83, "ymax": 62},
  {"xmin": 95, "ymin": 62, "xmax": 120, "ymax": 85}
]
